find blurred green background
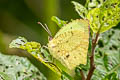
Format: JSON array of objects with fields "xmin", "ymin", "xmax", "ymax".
[{"xmin": 0, "ymin": 0, "xmax": 86, "ymax": 54}]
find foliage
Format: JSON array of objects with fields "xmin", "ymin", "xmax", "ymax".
[
  {"xmin": 73, "ymin": 29, "xmax": 120, "ymax": 80},
  {"xmin": 0, "ymin": 72, "xmax": 11, "ymax": 80},
  {"xmin": 9, "ymin": 37, "xmax": 62, "ymax": 80},
  {"xmin": 0, "ymin": 53, "xmax": 46, "ymax": 80},
  {"xmin": 72, "ymin": 1, "xmax": 88, "ymax": 19},
  {"xmin": 72, "ymin": 0, "xmax": 120, "ymax": 80},
  {"xmin": 93, "ymin": 29, "xmax": 120, "ymax": 80},
  {"xmin": 73, "ymin": 0, "xmax": 120, "ymax": 33},
  {"xmin": 6, "ymin": 0, "xmax": 120, "ymax": 80},
  {"xmin": 51, "ymin": 16, "xmax": 67, "ymax": 28},
  {"xmin": 7, "ymin": 29, "xmax": 120, "ymax": 80}
]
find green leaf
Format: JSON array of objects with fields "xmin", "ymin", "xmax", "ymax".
[
  {"xmin": 41, "ymin": 47, "xmax": 52, "ymax": 61},
  {"xmin": 86, "ymin": 0, "xmax": 104, "ymax": 10},
  {"xmin": 87, "ymin": 8, "xmax": 101, "ymax": 33},
  {"xmin": 103, "ymin": 53, "xmax": 109, "ymax": 71},
  {"xmin": 61, "ymin": 71, "xmax": 73, "ymax": 80},
  {"xmin": 9, "ymin": 37, "xmax": 27, "ymax": 48},
  {"xmin": 9, "ymin": 37, "xmax": 61, "ymax": 80},
  {"xmin": 0, "ymin": 72, "xmax": 12, "ymax": 80},
  {"xmin": 87, "ymin": 0, "xmax": 120, "ymax": 33},
  {"xmin": 93, "ymin": 29, "xmax": 120, "ymax": 80},
  {"xmin": 51, "ymin": 16, "xmax": 67, "ymax": 28},
  {"xmin": 72, "ymin": 1, "xmax": 88, "ymax": 19},
  {"xmin": 102, "ymin": 72, "xmax": 118, "ymax": 80},
  {"xmin": 0, "ymin": 53, "xmax": 46, "ymax": 80}
]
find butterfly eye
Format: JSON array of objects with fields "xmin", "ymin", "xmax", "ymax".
[{"xmin": 48, "ymin": 36, "xmax": 53, "ymax": 41}]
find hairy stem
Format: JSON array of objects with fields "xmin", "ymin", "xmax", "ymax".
[{"xmin": 86, "ymin": 32, "xmax": 99, "ymax": 80}]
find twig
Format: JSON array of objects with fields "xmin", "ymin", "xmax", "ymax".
[
  {"xmin": 80, "ymin": 70, "xmax": 86, "ymax": 80},
  {"xmin": 86, "ymin": 31, "xmax": 99, "ymax": 80}
]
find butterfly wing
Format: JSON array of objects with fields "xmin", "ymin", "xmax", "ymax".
[{"xmin": 48, "ymin": 19, "xmax": 89, "ymax": 70}]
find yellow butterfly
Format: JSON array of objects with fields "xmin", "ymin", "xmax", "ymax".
[{"xmin": 48, "ymin": 19, "xmax": 89, "ymax": 70}]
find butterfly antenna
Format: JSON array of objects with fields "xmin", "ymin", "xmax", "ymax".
[
  {"xmin": 44, "ymin": 24, "xmax": 52, "ymax": 37},
  {"xmin": 38, "ymin": 22, "xmax": 52, "ymax": 37}
]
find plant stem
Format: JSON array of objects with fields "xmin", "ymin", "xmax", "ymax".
[
  {"xmin": 86, "ymin": 32, "xmax": 99, "ymax": 80},
  {"xmin": 80, "ymin": 70, "xmax": 86, "ymax": 80}
]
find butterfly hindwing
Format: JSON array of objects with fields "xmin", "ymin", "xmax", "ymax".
[{"xmin": 48, "ymin": 19, "xmax": 89, "ymax": 70}]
